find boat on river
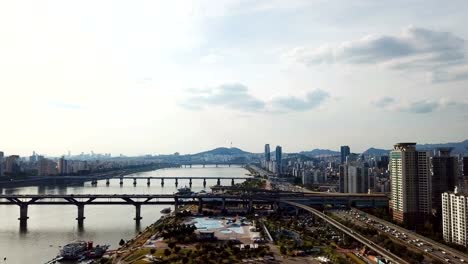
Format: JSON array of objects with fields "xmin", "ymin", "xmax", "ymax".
[
  {"xmin": 160, "ymin": 207, "xmax": 171, "ymax": 214},
  {"xmin": 176, "ymin": 186, "xmax": 193, "ymax": 195}
]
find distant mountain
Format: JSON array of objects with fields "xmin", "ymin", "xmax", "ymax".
[
  {"xmin": 194, "ymin": 147, "xmax": 252, "ymax": 156},
  {"xmin": 300, "ymin": 149, "xmax": 340, "ymax": 156},
  {"xmin": 416, "ymin": 140, "xmax": 468, "ymax": 155},
  {"xmin": 363, "ymin": 147, "xmax": 390, "ymax": 156}
]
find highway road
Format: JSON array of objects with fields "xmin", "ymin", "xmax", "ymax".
[
  {"xmin": 352, "ymin": 208, "xmax": 468, "ymax": 263},
  {"xmin": 283, "ymin": 201, "xmax": 409, "ymax": 264}
]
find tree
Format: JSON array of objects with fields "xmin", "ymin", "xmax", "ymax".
[
  {"xmin": 174, "ymin": 246, "xmax": 181, "ymax": 254},
  {"xmin": 168, "ymin": 241, "xmax": 176, "ymax": 250},
  {"xmin": 119, "ymin": 239, "xmax": 125, "ymax": 246},
  {"xmin": 164, "ymin": 248, "xmax": 171, "ymax": 257},
  {"xmin": 280, "ymin": 245, "xmax": 287, "ymax": 255},
  {"xmin": 150, "ymin": 248, "xmax": 156, "ymax": 255},
  {"xmin": 182, "ymin": 257, "xmax": 189, "ymax": 264}
]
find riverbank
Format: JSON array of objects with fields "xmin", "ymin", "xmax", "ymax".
[{"xmin": 0, "ymin": 163, "xmax": 178, "ymax": 188}]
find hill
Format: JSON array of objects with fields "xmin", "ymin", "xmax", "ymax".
[
  {"xmin": 194, "ymin": 147, "xmax": 251, "ymax": 156},
  {"xmin": 363, "ymin": 147, "xmax": 390, "ymax": 156},
  {"xmin": 416, "ymin": 140, "xmax": 468, "ymax": 154},
  {"xmin": 300, "ymin": 149, "xmax": 340, "ymax": 156}
]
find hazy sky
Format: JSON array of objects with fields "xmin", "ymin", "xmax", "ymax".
[{"xmin": 1, "ymin": 0, "xmax": 468, "ymax": 156}]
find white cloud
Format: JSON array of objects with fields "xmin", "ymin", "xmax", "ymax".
[
  {"xmin": 373, "ymin": 96, "xmax": 468, "ymax": 114},
  {"xmin": 287, "ymin": 26, "xmax": 467, "ymax": 81},
  {"xmin": 270, "ymin": 89, "xmax": 330, "ymax": 112},
  {"xmin": 181, "ymin": 83, "xmax": 330, "ymax": 113}
]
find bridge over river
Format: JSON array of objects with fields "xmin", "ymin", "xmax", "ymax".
[{"xmin": 0, "ymin": 191, "xmax": 388, "ymax": 226}]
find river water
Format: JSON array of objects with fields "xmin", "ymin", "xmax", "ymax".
[{"xmin": 0, "ymin": 166, "xmax": 248, "ymax": 264}]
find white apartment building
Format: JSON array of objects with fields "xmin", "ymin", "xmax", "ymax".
[{"xmin": 442, "ymin": 187, "xmax": 468, "ymax": 247}]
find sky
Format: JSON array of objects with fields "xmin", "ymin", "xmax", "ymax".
[{"xmin": 1, "ymin": 0, "xmax": 468, "ymax": 156}]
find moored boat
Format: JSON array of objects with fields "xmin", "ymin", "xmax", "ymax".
[{"xmin": 160, "ymin": 207, "xmax": 172, "ymax": 214}]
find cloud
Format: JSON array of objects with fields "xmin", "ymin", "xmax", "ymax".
[
  {"xmin": 399, "ymin": 100, "xmax": 440, "ymax": 114},
  {"xmin": 181, "ymin": 83, "xmax": 265, "ymax": 112},
  {"xmin": 431, "ymin": 65, "xmax": 468, "ymax": 83},
  {"xmin": 181, "ymin": 83, "xmax": 330, "ymax": 113},
  {"xmin": 372, "ymin": 96, "xmax": 396, "ymax": 108},
  {"xmin": 288, "ymin": 26, "xmax": 466, "ymax": 75},
  {"xmin": 372, "ymin": 96, "xmax": 468, "ymax": 114},
  {"xmin": 270, "ymin": 89, "xmax": 329, "ymax": 111}
]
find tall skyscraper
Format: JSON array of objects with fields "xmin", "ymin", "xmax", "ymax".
[
  {"xmin": 58, "ymin": 156, "xmax": 67, "ymax": 175},
  {"xmin": 390, "ymin": 143, "xmax": 431, "ymax": 226},
  {"xmin": 340, "ymin": 146, "xmax": 350, "ymax": 164},
  {"xmin": 264, "ymin": 144, "xmax": 271, "ymax": 162},
  {"xmin": 442, "ymin": 187, "xmax": 468, "ymax": 247},
  {"xmin": 463, "ymin": 156, "xmax": 468, "ymax": 190},
  {"xmin": 430, "ymin": 148, "xmax": 458, "ymax": 218},
  {"xmin": 339, "ymin": 164, "xmax": 348, "ymax": 193},
  {"xmin": 275, "ymin": 146, "xmax": 282, "ymax": 174},
  {"xmin": 347, "ymin": 164, "xmax": 369, "ymax": 193}
]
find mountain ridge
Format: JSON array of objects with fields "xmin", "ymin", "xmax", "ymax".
[{"xmin": 189, "ymin": 139, "xmax": 468, "ymax": 156}]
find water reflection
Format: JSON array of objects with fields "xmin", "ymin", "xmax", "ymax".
[{"xmin": 0, "ymin": 166, "xmax": 248, "ymax": 263}]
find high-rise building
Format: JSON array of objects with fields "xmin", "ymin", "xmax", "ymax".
[
  {"xmin": 347, "ymin": 164, "xmax": 369, "ymax": 193},
  {"xmin": 340, "ymin": 146, "xmax": 350, "ymax": 164},
  {"xmin": 37, "ymin": 157, "xmax": 58, "ymax": 176},
  {"xmin": 339, "ymin": 164, "xmax": 348, "ymax": 193},
  {"xmin": 58, "ymin": 156, "xmax": 67, "ymax": 175},
  {"xmin": 5, "ymin": 155, "xmax": 20, "ymax": 174},
  {"xmin": 442, "ymin": 187, "xmax": 468, "ymax": 247},
  {"xmin": 378, "ymin": 156, "xmax": 390, "ymax": 170},
  {"xmin": 390, "ymin": 143, "xmax": 431, "ymax": 226},
  {"xmin": 430, "ymin": 148, "xmax": 458, "ymax": 218},
  {"xmin": 275, "ymin": 146, "xmax": 282, "ymax": 174},
  {"xmin": 264, "ymin": 144, "xmax": 271, "ymax": 162},
  {"xmin": 463, "ymin": 157, "xmax": 468, "ymax": 190},
  {"xmin": 0, "ymin": 151, "xmax": 4, "ymax": 176}
]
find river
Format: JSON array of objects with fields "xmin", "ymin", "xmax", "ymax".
[{"xmin": 0, "ymin": 166, "xmax": 249, "ymax": 263}]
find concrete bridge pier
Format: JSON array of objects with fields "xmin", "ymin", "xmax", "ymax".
[
  {"xmin": 147, "ymin": 178, "xmax": 151, "ymax": 186},
  {"xmin": 231, "ymin": 178, "xmax": 235, "ymax": 186},
  {"xmin": 161, "ymin": 178, "xmax": 164, "ymax": 187},
  {"xmin": 203, "ymin": 179, "xmax": 206, "ymax": 188},
  {"xmin": 198, "ymin": 198, "xmax": 203, "ymax": 213},
  {"xmin": 133, "ymin": 178, "xmax": 137, "ymax": 186},
  {"xmin": 76, "ymin": 204, "xmax": 85, "ymax": 225},
  {"xmin": 134, "ymin": 204, "xmax": 142, "ymax": 221},
  {"xmin": 106, "ymin": 179, "xmax": 110, "ymax": 186},
  {"xmin": 175, "ymin": 178, "xmax": 178, "ymax": 187},
  {"xmin": 189, "ymin": 164, "xmax": 192, "ymax": 168},
  {"xmin": 217, "ymin": 178, "xmax": 221, "ymax": 186},
  {"xmin": 18, "ymin": 204, "xmax": 29, "ymax": 225},
  {"xmin": 174, "ymin": 198, "xmax": 179, "ymax": 211}
]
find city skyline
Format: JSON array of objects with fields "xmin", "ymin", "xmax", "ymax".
[
  {"xmin": 2, "ymin": 138, "xmax": 468, "ymax": 158},
  {"xmin": 1, "ymin": 1, "xmax": 468, "ymax": 156}
]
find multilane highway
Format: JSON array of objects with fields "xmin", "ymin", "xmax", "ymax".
[
  {"xmin": 352, "ymin": 208, "xmax": 468, "ymax": 263},
  {"xmin": 284, "ymin": 201, "xmax": 409, "ymax": 264}
]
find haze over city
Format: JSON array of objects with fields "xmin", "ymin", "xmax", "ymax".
[{"xmin": 1, "ymin": 0, "xmax": 468, "ymax": 156}]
